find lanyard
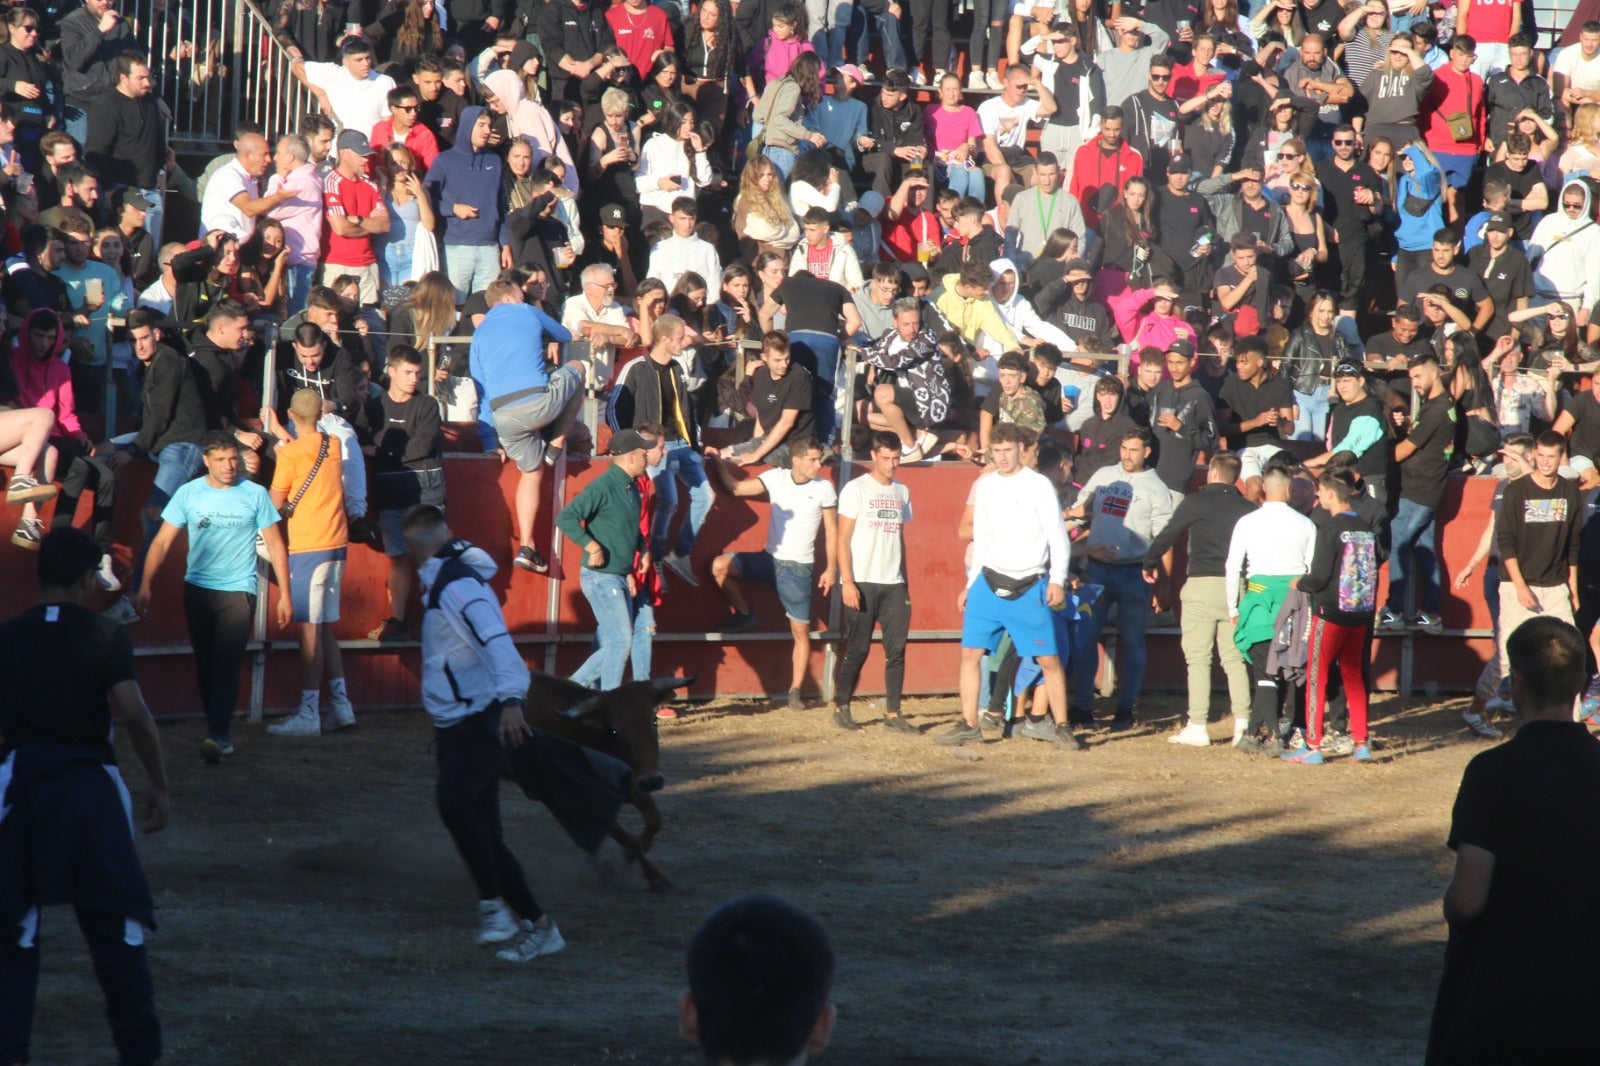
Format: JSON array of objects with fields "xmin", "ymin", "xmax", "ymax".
[{"xmin": 1035, "ymin": 189, "xmax": 1053, "ymax": 236}]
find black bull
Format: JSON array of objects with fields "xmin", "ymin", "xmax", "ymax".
[{"xmin": 499, "ymin": 673, "xmax": 691, "ymax": 891}]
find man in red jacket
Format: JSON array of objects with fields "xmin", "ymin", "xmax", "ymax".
[{"xmin": 1069, "ymin": 105, "xmax": 1143, "ymax": 230}]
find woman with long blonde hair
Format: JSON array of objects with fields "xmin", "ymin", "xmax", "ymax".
[
  {"xmin": 733, "ymin": 154, "xmax": 801, "ymax": 252},
  {"xmin": 1560, "ymin": 104, "xmax": 1600, "ymax": 177},
  {"xmin": 1283, "ymin": 167, "xmax": 1329, "ymax": 310}
]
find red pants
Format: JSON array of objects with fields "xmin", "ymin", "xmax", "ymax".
[{"xmin": 1307, "ymin": 616, "xmax": 1370, "ymax": 749}]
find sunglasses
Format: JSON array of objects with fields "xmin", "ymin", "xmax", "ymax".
[
  {"xmin": 393, "ymin": 103, "xmax": 418, "ymax": 112},
  {"xmin": 1150, "ymin": 72, "xmax": 1172, "ymax": 81},
  {"xmin": 1279, "ymin": 151, "xmax": 1300, "ymax": 159},
  {"xmin": 1332, "ymin": 138, "xmax": 1356, "ymax": 146},
  {"xmin": 18, "ymin": 24, "xmax": 37, "ymax": 32},
  {"xmin": 1551, "ymin": 312, "xmax": 1571, "ymax": 320},
  {"xmin": 1290, "ymin": 182, "xmax": 1313, "ymax": 191},
  {"xmin": 1566, "ymin": 202, "xmax": 1586, "ymax": 210}
]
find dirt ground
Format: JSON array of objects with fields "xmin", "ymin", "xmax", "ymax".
[{"xmin": 25, "ymin": 689, "xmax": 1487, "ymax": 1065}]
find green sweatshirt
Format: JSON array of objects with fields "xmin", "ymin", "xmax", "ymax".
[
  {"xmin": 1233, "ymin": 573, "xmax": 1296, "ymax": 654},
  {"xmin": 555, "ymin": 464, "xmax": 644, "ymax": 575}
]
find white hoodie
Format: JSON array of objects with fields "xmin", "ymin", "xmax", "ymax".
[
  {"xmin": 418, "ymin": 540, "xmax": 531, "ymax": 728},
  {"xmin": 1529, "ymin": 179, "xmax": 1600, "ymax": 313},
  {"xmin": 987, "ymin": 257, "xmax": 1073, "ymax": 352}
]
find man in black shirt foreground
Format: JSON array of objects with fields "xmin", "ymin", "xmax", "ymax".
[
  {"xmin": 0, "ymin": 528, "xmax": 170, "ymax": 1066},
  {"xmin": 1429, "ymin": 616, "xmax": 1600, "ymax": 1063}
]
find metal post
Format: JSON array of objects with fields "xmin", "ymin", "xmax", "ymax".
[
  {"xmin": 248, "ymin": 334, "xmax": 279, "ymax": 722},
  {"xmin": 819, "ymin": 346, "xmax": 859, "ymax": 704}
]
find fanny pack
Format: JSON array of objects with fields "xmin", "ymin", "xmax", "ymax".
[{"xmin": 982, "ymin": 567, "xmax": 1041, "ymax": 600}]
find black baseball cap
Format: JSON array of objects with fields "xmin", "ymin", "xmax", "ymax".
[
  {"xmin": 599, "ymin": 204, "xmax": 626, "ymax": 227},
  {"xmin": 1484, "ymin": 212, "xmax": 1514, "ymax": 233}
]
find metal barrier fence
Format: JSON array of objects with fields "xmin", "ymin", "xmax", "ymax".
[{"xmin": 126, "ymin": 0, "xmax": 315, "ymax": 152}]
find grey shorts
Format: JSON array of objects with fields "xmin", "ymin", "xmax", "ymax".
[{"xmin": 491, "ymin": 366, "xmax": 582, "ymax": 473}]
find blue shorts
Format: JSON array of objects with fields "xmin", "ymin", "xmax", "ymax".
[
  {"xmin": 961, "ymin": 573, "xmax": 1058, "ymax": 657},
  {"xmin": 733, "ymin": 551, "xmax": 814, "ymax": 623},
  {"xmin": 1012, "ymin": 606, "xmax": 1075, "ymax": 690},
  {"xmin": 1434, "ymin": 150, "xmax": 1477, "ymax": 189},
  {"xmin": 290, "ymin": 547, "xmax": 346, "ymax": 624}
]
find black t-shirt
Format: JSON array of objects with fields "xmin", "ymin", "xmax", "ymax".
[
  {"xmin": 774, "ymin": 273, "xmax": 850, "ymax": 334},
  {"xmin": 1218, "ymin": 371, "xmax": 1295, "ymax": 447},
  {"xmin": 358, "ymin": 390, "xmax": 444, "ymax": 473},
  {"xmin": 1029, "ymin": 376, "xmax": 1066, "ymax": 425},
  {"xmin": 1466, "ymin": 245, "xmax": 1534, "ymax": 340},
  {"xmin": 1297, "ymin": 0, "xmax": 1341, "ymax": 38},
  {"xmin": 1156, "ymin": 188, "xmax": 1213, "ymax": 266},
  {"xmin": 1234, "ymin": 195, "xmax": 1277, "ymax": 246},
  {"xmin": 1443, "ymin": 721, "xmax": 1600, "ymax": 1051},
  {"xmin": 0, "ymin": 602, "xmax": 136, "ymax": 763},
  {"xmin": 1397, "ymin": 264, "xmax": 1491, "ymax": 321},
  {"xmin": 750, "ymin": 363, "xmax": 814, "ymax": 442},
  {"xmin": 1401, "ymin": 391, "xmax": 1456, "ymax": 506},
  {"xmin": 1564, "ymin": 391, "xmax": 1600, "ymax": 464},
  {"xmin": 1483, "ymin": 160, "xmax": 1549, "ymax": 241},
  {"xmin": 1314, "ymin": 158, "xmax": 1383, "ymax": 238},
  {"xmin": 1149, "ymin": 378, "xmax": 1217, "ymax": 492},
  {"xmin": 1496, "ymin": 473, "xmax": 1581, "ymax": 586}
]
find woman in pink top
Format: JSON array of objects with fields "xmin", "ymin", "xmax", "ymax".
[
  {"xmin": 756, "ymin": 5, "xmax": 819, "ymax": 86},
  {"xmin": 923, "ymin": 73, "xmax": 985, "ymax": 201}
]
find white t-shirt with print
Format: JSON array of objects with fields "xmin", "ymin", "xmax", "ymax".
[
  {"xmin": 838, "ymin": 476, "xmax": 912, "ymax": 585},
  {"xmin": 977, "ymin": 96, "xmax": 1043, "ymax": 150},
  {"xmin": 760, "ymin": 468, "xmax": 838, "ymax": 564}
]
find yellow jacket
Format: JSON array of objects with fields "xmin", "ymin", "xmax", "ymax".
[{"xmin": 935, "ymin": 273, "xmax": 1019, "ymax": 350}]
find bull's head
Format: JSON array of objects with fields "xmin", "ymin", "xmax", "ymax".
[{"xmin": 556, "ymin": 675, "xmax": 694, "ymax": 792}]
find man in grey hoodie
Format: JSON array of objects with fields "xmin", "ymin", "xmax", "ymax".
[
  {"xmin": 424, "ymin": 106, "xmax": 506, "ymax": 300},
  {"xmin": 1066, "ymin": 427, "xmax": 1175, "ymax": 731}
]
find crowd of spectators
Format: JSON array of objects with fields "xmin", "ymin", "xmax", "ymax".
[{"xmin": 4, "ymin": 0, "xmax": 1600, "ymax": 755}]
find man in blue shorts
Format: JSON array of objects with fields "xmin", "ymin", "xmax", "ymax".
[
  {"xmin": 706, "ymin": 439, "xmax": 838, "ymax": 710},
  {"xmin": 939, "ymin": 422, "xmax": 1082, "ymax": 749}
]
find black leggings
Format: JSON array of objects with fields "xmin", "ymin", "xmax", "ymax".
[
  {"xmin": 908, "ymin": 0, "xmax": 953, "ymax": 71},
  {"xmin": 0, "ymin": 906, "xmax": 161, "ymax": 1066},
  {"xmin": 181, "ymin": 583, "xmax": 255, "ymax": 741},
  {"xmin": 1246, "ymin": 640, "xmax": 1295, "ymax": 738},
  {"xmin": 836, "ymin": 581, "xmax": 911, "ymax": 711},
  {"xmin": 436, "ymin": 709, "xmax": 544, "ymax": 921},
  {"xmin": 51, "ymin": 436, "xmax": 115, "ymax": 548}
]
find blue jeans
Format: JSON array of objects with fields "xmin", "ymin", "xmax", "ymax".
[
  {"xmin": 649, "ymin": 441, "xmax": 713, "ymax": 560},
  {"xmin": 381, "ymin": 235, "xmax": 415, "ymax": 288},
  {"xmin": 763, "ymin": 144, "xmax": 799, "ymax": 179},
  {"xmin": 134, "ymin": 441, "xmax": 205, "ymax": 585},
  {"xmin": 872, "ymin": 8, "xmax": 906, "ymax": 68},
  {"xmin": 941, "ymin": 159, "xmax": 983, "ymax": 200},
  {"xmin": 1293, "ymin": 385, "xmax": 1329, "ymax": 441},
  {"xmin": 1484, "ymin": 561, "xmax": 1500, "ymax": 635},
  {"xmin": 1073, "ymin": 562, "xmax": 1152, "ymax": 714},
  {"xmin": 631, "ymin": 586, "xmax": 655, "ymax": 681},
  {"xmin": 572, "ymin": 569, "xmax": 635, "ymax": 690},
  {"xmin": 64, "ymin": 101, "xmax": 86, "ymax": 144},
  {"xmin": 286, "ymin": 264, "xmax": 316, "ymax": 315},
  {"xmin": 1387, "ymin": 497, "xmax": 1440, "ymax": 615},
  {"xmin": 444, "ymin": 243, "xmax": 501, "ymax": 301},
  {"xmin": 789, "ymin": 329, "xmax": 842, "ymax": 445}
]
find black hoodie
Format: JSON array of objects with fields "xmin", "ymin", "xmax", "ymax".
[
  {"xmin": 189, "ymin": 336, "xmax": 245, "ymax": 435},
  {"xmin": 1074, "ymin": 388, "xmax": 1140, "ymax": 488},
  {"xmin": 134, "ymin": 344, "xmax": 209, "ymax": 457},
  {"xmin": 276, "ymin": 345, "xmax": 364, "ymax": 424}
]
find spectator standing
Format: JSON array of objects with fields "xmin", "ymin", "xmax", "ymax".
[
  {"xmin": 647, "ymin": 197, "xmax": 723, "ymax": 294},
  {"xmin": 1428, "ymin": 616, "xmax": 1600, "ymax": 1063},
  {"xmin": 401, "ymin": 504, "xmax": 564, "ymax": 965},
  {"xmin": 1379, "ymin": 352, "xmax": 1455, "ymax": 635},
  {"xmin": 266, "ymin": 134, "xmax": 324, "ymax": 315},
  {"xmin": 1036, "ymin": 28, "xmax": 1103, "ymax": 190},
  {"xmin": 264, "ymin": 388, "xmax": 356, "ymax": 738},
  {"xmin": 0, "ymin": 9, "xmax": 62, "ymax": 174},
  {"xmin": 772, "ymin": 267, "xmax": 862, "ymax": 448},
  {"xmin": 57, "ymin": 0, "xmax": 133, "ymax": 144},
  {"xmin": 470, "ymin": 279, "xmax": 581, "ymax": 574},
  {"xmin": 370, "ymin": 85, "xmax": 441, "ymax": 176},
  {"xmin": 555, "ymin": 427, "xmax": 651, "ymax": 689},
  {"xmin": 832, "ymin": 432, "xmax": 916, "ymax": 732},
  {"xmin": 84, "ymin": 54, "xmax": 167, "ymax": 245},
  {"xmin": 200, "ymin": 132, "xmax": 293, "ymax": 243},
  {"xmin": 1069, "ymin": 106, "xmax": 1143, "ymax": 231},
  {"xmin": 357, "ymin": 345, "xmax": 445, "ymax": 644},
  {"xmin": 1494, "ymin": 431, "xmax": 1581, "ymax": 677},
  {"xmin": 540, "ymin": 0, "xmax": 616, "ymax": 104},
  {"xmin": 1143, "ymin": 453, "xmax": 1255, "ymax": 747},
  {"xmin": 52, "ymin": 214, "xmax": 126, "ymax": 412},
  {"xmin": 1314, "ymin": 124, "xmax": 1385, "ymax": 311},
  {"xmin": 1148, "ymin": 340, "xmax": 1216, "ymax": 496},
  {"xmin": 425, "ymin": 107, "xmax": 504, "ymax": 301},
  {"xmin": 322, "ymin": 130, "xmax": 389, "ymax": 305},
  {"xmin": 706, "ymin": 439, "xmax": 838, "ymax": 708},
  {"xmin": 292, "ymin": 37, "xmax": 397, "ymax": 137},
  {"xmin": 1483, "ymin": 35, "xmax": 1553, "ymax": 153},
  {"xmin": 1419, "ymin": 36, "xmax": 1488, "ymax": 223},
  {"xmin": 939, "ymin": 422, "xmax": 1078, "ymax": 747},
  {"xmin": 1069, "ymin": 427, "xmax": 1175, "ymax": 731},
  {"xmin": 115, "ymin": 190, "xmax": 158, "ymax": 291},
  {"xmin": 135, "ymin": 432, "xmax": 292, "ymax": 762},
  {"xmin": 1004, "ymin": 152, "xmax": 1088, "ymax": 269},
  {"xmin": 0, "ymin": 528, "xmax": 170, "ymax": 1066}
]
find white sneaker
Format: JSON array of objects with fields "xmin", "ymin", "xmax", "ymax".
[
  {"xmin": 1462, "ymin": 710, "xmax": 1503, "ymax": 739},
  {"xmin": 1167, "ymin": 723, "xmax": 1212, "ymax": 747},
  {"xmin": 476, "ymin": 900, "xmax": 521, "ymax": 945},
  {"xmin": 967, "ymin": 69, "xmax": 986, "ymax": 90},
  {"xmin": 497, "ymin": 920, "xmax": 566, "ymax": 962},
  {"xmin": 95, "ymin": 553, "xmax": 121, "ymax": 592},
  {"xmin": 324, "ymin": 699, "xmax": 357, "ymax": 732},
  {"xmin": 985, "ymin": 69, "xmax": 1004, "ymax": 90},
  {"xmin": 102, "ymin": 596, "xmax": 140, "ymax": 625},
  {"xmin": 266, "ymin": 710, "xmax": 321, "ymax": 737},
  {"xmin": 1232, "ymin": 718, "xmax": 1248, "ymax": 743},
  {"xmin": 1483, "ymin": 695, "xmax": 1512, "ymax": 715}
]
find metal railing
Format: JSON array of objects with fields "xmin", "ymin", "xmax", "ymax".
[{"xmin": 126, "ymin": 0, "xmax": 317, "ymax": 152}]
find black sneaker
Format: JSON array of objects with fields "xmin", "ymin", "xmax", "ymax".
[
  {"xmin": 514, "ymin": 546, "xmax": 549, "ymax": 573},
  {"xmin": 1068, "ymin": 712, "xmax": 1095, "ymax": 729},
  {"xmin": 935, "ymin": 722, "xmax": 983, "ymax": 746},
  {"xmin": 883, "ymin": 714, "xmax": 919, "ymax": 735},
  {"xmin": 369, "ymin": 617, "xmax": 409, "ymax": 643},
  {"xmin": 1054, "ymin": 723, "xmax": 1090, "ymax": 751},
  {"xmin": 831, "ymin": 706, "xmax": 861, "ymax": 730},
  {"xmin": 1109, "ymin": 711, "xmax": 1136, "ymax": 733},
  {"xmin": 1234, "ymin": 734, "xmax": 1264, "ymax": 755},
  {"xmin": 1015, "ymin": 716, "xmax": 1057, "ymax": 742},
  {"xmin": 979, "ymin": 710, "xmax": 1006, "ymax": 731},
  {"xmin": 786, "ymin": 689, "xmax": 805, "ymax": 711},
  {"xmin": 724, "ymin": 612, "xmax": 758, "ymax": 633}
]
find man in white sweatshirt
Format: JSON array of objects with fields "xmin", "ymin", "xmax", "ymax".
[{"xmin": 1529, "ymin": 179, "xmax": 1600, "ymax": 329}]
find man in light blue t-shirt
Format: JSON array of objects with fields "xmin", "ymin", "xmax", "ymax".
[{"xmin": 135, "ymin": 432, "xmax": 291, "ymax": 762}]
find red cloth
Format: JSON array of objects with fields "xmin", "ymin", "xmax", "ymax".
[
  {"xmin": 1069, "ymin": 140, "xmax": 1144, "ymax": 230},
  {"xmin": 1421, "ymin": 65, "xmax": 1487, "ymax": 154},
  {"xmin": 606, "ymin": 3, "xmax": 671, "ymax": 75},
  {"xmin": 368, "ymin": 119, "xmax": 440, "ymax": 174},
  {"xmin": 1306, "ymin": 616, "xmax": 1370, "ymax": 748},
  {"xmin": 880, "ymin": 209, "xmax": 943, "ymax": 263},
  {"xmin": 323, "ymin": 169, "xmax": 384, "ymax": 267}
]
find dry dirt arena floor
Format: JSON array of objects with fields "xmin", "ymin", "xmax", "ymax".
[{"xmin": 30, "ymin": 690, "xmax": 1491, "ymax": 1065}]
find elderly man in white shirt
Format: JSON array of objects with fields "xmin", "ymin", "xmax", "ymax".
[
  {"xmin": 198, "ymin": 132, "xmax": 294, "ymax": 241},
  {"xmin": 561, "ymin": 264, "xmax": 640, "ymax": 390},
  {"xmin": 290, "ymin": 38, "xmax": 397, "ymax": 137}
]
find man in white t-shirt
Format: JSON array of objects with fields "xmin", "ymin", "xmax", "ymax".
[
  {"xmin": 978, "ymin": 64, "xmax": 1058, "ymax": 199},
  {"xmin": 706, "ymin": 439, "xmax": 839, "ymax": 711},
  {"xmin": 1555, "ymin": 21, "xmax": 1600, "ymax": 115},
  {"xmin": 199, "ymin": 133, "xmax": 294, "ymax": 242},
  {"xmin": 832, "ymin": 433, "xmax": 915, "ymax": 733},
  {"xmin": 290, "ymin": 38, "xmax": 397, "ymax": 137}
]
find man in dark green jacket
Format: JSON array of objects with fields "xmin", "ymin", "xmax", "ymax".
[{"xmin": 556, "ymin": 427, "xmax": 654, "ymax": 689}]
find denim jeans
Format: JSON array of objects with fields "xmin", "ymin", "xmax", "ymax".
[
  {"xmin": 572, "ymin": 569, "xmax": 635, "ymax": 690},
  {"xmin": 444, "ymin": 243, "xmax": 501, "ymax": 301},
  {"xmin": 381, "ymin": 234, "xmax": 415, "ymax": 288},
  {"xmin": 1387, "ymin": 497, "xmax": 1440, "ymax": 615},
  {"xmin": 940, "ymin": 159, "xmax": 983, "ymax": 200},
  {"xmin": 763, "ymin": 144, "xmax": 799, "ymax": 179},
  {"xmin": 872, "ymin": 8, "xmax": 906, "ymax": 68},
  {"xmin": 64, "ymin": 101, "xmax": 86, "ymax": 145},
  {"xmin": 789, "ymin": 329, "xmax": 842, "ymax": 445},
  {"xmin": 134, "ymin": 441, "xmax": 205, "ymax": 585},
  {"xmin": 1073, "ymin": 562, "xmax": 1152, "ymax": 713},
  {"xmin": 649, "ymin": 440, "xmax": 713, "ymax": 560},
  {"xmin": 1293, "ymin": 384, "xmax": 1329, "ymax": 441},
  {"xmin": 631, "ymin": 585, "xmax": 655, "ymax": 681},
  {"xmin": 286, "ymin": 264, "xmax": 316, "ymax": 315}
]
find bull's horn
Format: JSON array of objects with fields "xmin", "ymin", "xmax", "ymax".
[
  {"xmin": 556, "ymin": 695, "xmax": 603, "ymax": 718},
  {"xmin": 651, "ymin": 675, "xmax": 696, "ymax": 695}
]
